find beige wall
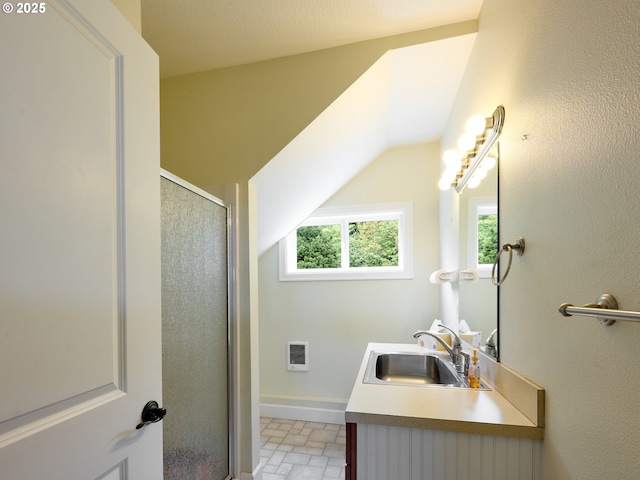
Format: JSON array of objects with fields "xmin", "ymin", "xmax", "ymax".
[
  {"xmin": 158, "ymin": 21, "xmax": 476, "ymax": 189},
  {"xmin": 441, "ymin": 0, "xmax": 640, "ymax": 478},
  {"xmin": 111, "ymin": 0, "xmax": 141, "ymax": 33},
  {"xmin": 159, "ymin": 22, "xmax": 475, "ymax": 477},
  {"xmin": 158, "ymin": 0, "xmax": 640, "ymax": 476},
  {"xmin": 259, "ymin": 143, "xmax": 440, "ymax": 410}
]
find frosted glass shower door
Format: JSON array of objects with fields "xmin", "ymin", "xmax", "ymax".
[{"xmin": 161, "ymin": 173, "xmax": 230, "ymax": 480}]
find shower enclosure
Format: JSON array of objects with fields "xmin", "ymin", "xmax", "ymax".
[{"xmin": 160, "ymin": 171, "xmax": 233, "ymax": 480}]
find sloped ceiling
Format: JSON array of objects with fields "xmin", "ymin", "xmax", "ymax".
[
  {"xmin": 140, "ymin": 2, "xmax": 481, "ymax": 257},
  {"xmin": 252, "ymin": 33, "xmax": 477, "ymax": 256},
  {"xmin": 141, "ymin": 0, "xmax": 481, "ymax": 77}
]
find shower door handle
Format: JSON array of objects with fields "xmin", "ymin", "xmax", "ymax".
[{"xmin": 136, "ymin": 400, "xmax": 167, "ymax": 429}]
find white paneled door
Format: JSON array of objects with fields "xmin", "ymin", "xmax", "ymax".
[{"xmin": 0, "ymin": 1, "xmax": 161, "ymax": 479}]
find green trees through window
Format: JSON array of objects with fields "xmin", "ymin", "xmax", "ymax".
[
  {"xmin": 296, "ymin": 224, "xmax": 341, "ymax": 269},
  {"xmin": 477, "ymin": 213, "xmax": 498, "ymax": 265},
  {"xmin": 280, "ymin": 202, "xmax": 412, "ymax": 281},
  {"xmin": 296, "ymin": 220, "xmax": 399, "ymax": 269},
  {"xmin": 349, "ymin": 220, "xmax": 398, "ymax": 267}
]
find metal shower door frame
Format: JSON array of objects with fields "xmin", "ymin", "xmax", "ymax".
[{"xmin": 160, "ymin": 168, "xmax": 238, "ymax": 480}]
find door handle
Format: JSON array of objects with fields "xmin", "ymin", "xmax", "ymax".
[{"xmin": 136, "ymin": 400, "xmax": 167, "ymax": 429}]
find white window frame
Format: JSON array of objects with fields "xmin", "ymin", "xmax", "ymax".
[
  {"xmin": 279, "ymin": 202, "xmax": 413, "ymax": 281},
  {"xmin": 467, "ymin": 196, "xmax": 497, "ymax": 278}
]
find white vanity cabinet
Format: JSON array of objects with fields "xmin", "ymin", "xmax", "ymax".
[
  {"xmin": 345, "ymin": 344, "xmax": 545, "ymax": 480},
  {"xmin": 349, "ymin": 422, "xmax": 541, "ymax": 480}
]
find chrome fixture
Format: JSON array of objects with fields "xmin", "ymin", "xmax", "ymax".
[
  {"xmin": 413, "ymin": 323, "xmax": 470, "ymax": 375},
  {"xmin": 485, "ymin": 329, "xmax": 498, "ymax": 359},
  {"xmin": 491, "ymin": 236, "xmax": 525, "ymax": 286},
  {"xmin": 439, "ymin": 105, "xmax": 505, "ymax": 193},
  {"xmin": 437, "ymin": 323, "xmax": 470, "ymax": 375},
  {"xmin": 559, "ymin": 293, "xmax": 640, "ymax": 326}
]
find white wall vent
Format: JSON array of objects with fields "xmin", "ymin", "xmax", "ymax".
[{"xmin": 287, "ymin": 341, "xmax": 309, "ymax": 371}]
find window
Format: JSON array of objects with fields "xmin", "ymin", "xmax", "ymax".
[
  {"xmin": 467, "ymin": 196, "xmax": 498, "ymax": 278},
  {"xmin": 279, "ymin": 203, "xmax": 413, "ymax": 281}
]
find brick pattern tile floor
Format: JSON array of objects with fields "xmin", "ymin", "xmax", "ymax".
[{"xmin": 260, "ymin": 417, "xmax": 346, "ymax": 480}]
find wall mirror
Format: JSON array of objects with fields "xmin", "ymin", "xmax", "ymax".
[{"xmin": 458, "ymin": 153, "xmax": 499, "ymax": 358}]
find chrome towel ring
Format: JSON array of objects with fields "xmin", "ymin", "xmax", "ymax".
[{"xmin": 491, "ymin": 236, "xmax": 525, "ymax": 286}]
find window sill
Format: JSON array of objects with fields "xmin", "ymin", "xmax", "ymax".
[{"xmin": 279, "ymin": 267, "xmax": 413, "ymax": 282}]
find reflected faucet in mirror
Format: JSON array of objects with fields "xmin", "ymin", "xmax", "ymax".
[{"xmin": 485, "ymin": 329, "xmax": 498, "ymax": 359}]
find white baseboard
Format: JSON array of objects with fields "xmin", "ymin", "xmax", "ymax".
[
  {"xmin": 260, "ymin": 403, "xmax": 345, "ymax": 425},
  {"xmin": 238, "ymin": 460, "xmax": 264, "ymax": 480}
]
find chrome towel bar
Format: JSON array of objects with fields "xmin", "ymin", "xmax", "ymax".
[{"xmin": 559, "ymin": 293, "xmax": 640, "ymax": 326}]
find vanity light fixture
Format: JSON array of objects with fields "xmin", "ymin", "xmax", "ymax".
[{"xmin": 438, "ymin": 105, "xmax": 505, "ymax": 193}]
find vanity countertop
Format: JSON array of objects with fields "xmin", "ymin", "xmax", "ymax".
[{"xmin": 345, "ymin": 343, "xmax": 544, "ymax": 439}]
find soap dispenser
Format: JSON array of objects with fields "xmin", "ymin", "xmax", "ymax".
[{"xmin": 468, "ymin": 349, "xmax": 481, "ymax": 388}]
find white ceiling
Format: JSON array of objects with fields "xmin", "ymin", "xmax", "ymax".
[{"xmin": 141, "ymin": 0, "xmax": 482, "ymax": 77}]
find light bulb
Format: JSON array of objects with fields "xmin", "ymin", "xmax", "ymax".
[
  {"xmin": 467, "ymin": 176, "xmax": 481, "ymax": 189},
  {"xmin": 438, "ymin": 178, "xmax": 453, "ymax": 190},
  {"xmin": 474, "ymin": 168, "xmax": 488, "ymax": 180},
  {"xmin": 442, "ymin": 149, "xmax": 461, "ymax": 171},
  {"xmin": 465, "ymin": 114, "xmax": 487, "ymax": 136},
  {"xmin": 482, "ymin": 155, "xmax": 496, "ymax": 170},
  {"xmin": 457, "ymin": 132, "xmax": 476, "ymax": 151},
  {"xmin": 442, "ymin": 168, "xmax": 457, "ymax": 183}
]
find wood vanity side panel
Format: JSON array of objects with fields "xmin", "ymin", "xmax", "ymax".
[{"xmin": 346, "ymin": 422, "xmax": 357, "ymax": 480}]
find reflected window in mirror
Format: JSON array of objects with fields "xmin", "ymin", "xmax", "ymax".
[{"xmin": 467, "ymin": 197, "xmax": 498, "ymax": 279}]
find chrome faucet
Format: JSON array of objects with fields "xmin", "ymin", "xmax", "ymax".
[{"xmin": 413, "ymin": 322, "xmax": 470, "ymax": 375}]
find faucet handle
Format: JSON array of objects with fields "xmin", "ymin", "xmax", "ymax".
[
  {"xmin": 436, "ymin": 323, "xmax": 462, "ymax": 348},
  {"xmin": 458, "ymin": 351, "xmax": 471, "ymax": 376}
]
